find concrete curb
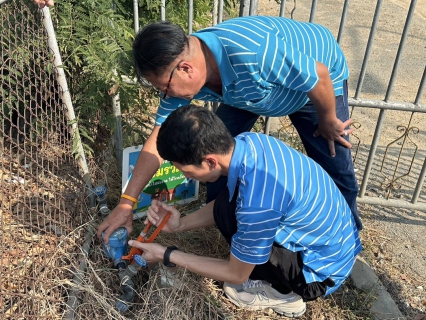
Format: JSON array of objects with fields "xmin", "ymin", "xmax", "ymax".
[{"xmin": 350, "ymin": 256, "xmax": 405, "ymax": 320}]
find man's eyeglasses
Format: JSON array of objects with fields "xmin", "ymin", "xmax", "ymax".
[{"xmin": 155, "ymin": 61, "xmax": 182, "ymax": 100}]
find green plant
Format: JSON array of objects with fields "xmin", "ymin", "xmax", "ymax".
[{"xmin": 49, "ymin": 0, "xmax": 236, "ymax": 156}]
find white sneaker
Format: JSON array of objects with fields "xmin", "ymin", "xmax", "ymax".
[{"xmin": 223, "ymin": 279, "xmax": 306, "ymax": 317}]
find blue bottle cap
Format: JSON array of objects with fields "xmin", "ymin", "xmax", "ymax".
[
  {"xmin": 94, "ymin": 185, "xmax": 107, "ymax": 197},
  {"xmin": 134, "ymin": 254, "xmax": 147, "ymax": 267}
]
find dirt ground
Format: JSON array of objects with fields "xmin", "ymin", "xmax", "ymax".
[{"xmin": 257, "ymin": 0, "xmax": 426, "ymax": 317}]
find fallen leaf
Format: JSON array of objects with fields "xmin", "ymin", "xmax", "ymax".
[{"xmin": 414, "ymin": 314, "xmax": 426, "ymax": 320}]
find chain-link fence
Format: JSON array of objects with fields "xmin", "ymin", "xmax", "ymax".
[{"xmin": 0, "ymin": 1, "xmax": 89, "ymax": 318}]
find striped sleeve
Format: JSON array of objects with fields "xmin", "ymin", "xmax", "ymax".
[
  {"xmin": 231, "ymin": 207, "xmax": 282, "ymax": 264},
  {"xmin": 155, "ymin": 97, "xmax": 193, "ymax": 126}
]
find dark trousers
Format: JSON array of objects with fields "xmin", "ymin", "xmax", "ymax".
[
  {"xmin": 206, "ymin": 81, "xmax": 363, "ymax": 230},
  {"xmin": 213, "ymin": 186, "xmax": 328, "ymax": 301}
]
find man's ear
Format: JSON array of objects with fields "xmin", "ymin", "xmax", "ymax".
[
  {"xmin": 180, "ymin": 61, "xmax": 194, "ymax": 75},
  {"xmin": 204, "ymin": 156, "xmax": 217, "ymax": 169}
]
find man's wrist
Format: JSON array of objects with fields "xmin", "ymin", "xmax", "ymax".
[
  {"xmin": 163, "ymin": 246, "xmax": 178, "ymax": 267},
  {"xmin": 121, "ymin": 193, "xmax": 138, "ymax": 203},
  {"xmin": 118, "ymin": 198, "xmax": 136, "ymax": 208},
  {"xmin": 316, "ymin": 111, "xmax": 337, "ymax": 123}
]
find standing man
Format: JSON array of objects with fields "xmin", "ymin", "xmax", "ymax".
[
  {"xmin": 98, "ymin": 16, "xmax": 362, "ymax": 242},
  {"xmin": 129, "ymin": 105, "xmax": 362, "ymax": 317}
]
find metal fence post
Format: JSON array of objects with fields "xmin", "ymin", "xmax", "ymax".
[
  {"xmin": 41, "ymin": 7, "xmax": 94, "ymax": 202},
  {"xmin": 112, "ymin": 94, "xmax": 123, "ymax": 172}
]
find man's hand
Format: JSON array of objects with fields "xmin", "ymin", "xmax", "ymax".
[
  {"xmin": 146, "ymin": 200, "xmax": 182, "ymax": 233},
  {"xmin": 97, "ymin": 202, "xmax": 134, "ymax": 244},
  {"xmin": 313, "ymin": 118, "xmax": 353, "ymax": 157},
  {"xmin": 33, "ymin": 0, "xmax": 54, "ymax": 8},
  {"xmin": 128, "ymin": 241, "xmax": 166, "ymax": 263},
  {"xmin": 307, "ymin": 62, "xmax": 353, "ymax": 157}
]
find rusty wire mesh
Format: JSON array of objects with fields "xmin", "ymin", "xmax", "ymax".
[{"xmin": 0, "ymin": 1, "xmax": 89, "ymax": 318}]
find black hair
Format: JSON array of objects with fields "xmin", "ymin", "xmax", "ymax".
[
  {"xmin": 133, "ymin": 21, "xmax": 188, "ymax": 81},
  {"xmin": 157, "ymin": 105, "xmax": 235, "ymax": 166}
]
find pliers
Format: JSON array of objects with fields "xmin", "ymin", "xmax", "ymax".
[{"xmin": 122, "ymin": 211, "xmax": 171, "ymax": 264}]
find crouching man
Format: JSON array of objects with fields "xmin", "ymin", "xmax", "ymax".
[{"xmin": 129, "ymin": 105, "xmax": 362, "ymax": 317}]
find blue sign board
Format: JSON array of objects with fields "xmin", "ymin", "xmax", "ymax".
[{"xmin": 122, "ymin": 145, "xmax": 199, "ymax": 219}]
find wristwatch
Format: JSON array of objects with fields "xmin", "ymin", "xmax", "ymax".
[{"xmin": 163, "ymin": 246, "xmax": 178, "ymax": 267}]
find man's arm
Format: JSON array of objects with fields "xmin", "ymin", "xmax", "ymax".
[
  {"xmin": 132, "ymin": 200, "xmax": 254, "ymax": 283},
  {"xmin": 129, "ymin": 241, "xmax": 255, "ymax": 284},
  {"xmin": 261, "ymin": 35, "xmax": 352, "ymax": 157},
  {"xmin": 308, "ymin": 62, "xmax": 353, "ymax": 157},
  {"xmin": 147, "ymin": 200, "xmax": 216, "ymax": 233},
  {"xmin": 97, "ymin": 126, "xmax": 163, "ymax": 243}
]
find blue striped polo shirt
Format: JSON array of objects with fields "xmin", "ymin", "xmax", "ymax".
[
  {"xmin": 155, "ymin": 16, "xmax": 349, "ymax": 125},
  {"xmin": 228, "ymin": 133, "xmax": 362, "ymax": 295}
]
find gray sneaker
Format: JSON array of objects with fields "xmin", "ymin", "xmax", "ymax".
[{"xmin": 223, "ymin": 279, "xmax": 306, "ymax": 317}]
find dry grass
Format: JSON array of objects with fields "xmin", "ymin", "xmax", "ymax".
[
  {"xmin": 64, "ymin": 208, "xmax": 376, "ymax": 320},
  {"xmin": 355, "ymin": 204, "xmax": 426, "ymax": 318},
  {"xmin": 0, "ymin": 139, "xmax": 89, "ymax": 318}
]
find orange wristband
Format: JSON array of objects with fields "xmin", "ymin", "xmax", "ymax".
[{"xmin": 121, "ymin": 194, "xmax": 138, "ymax": 203}]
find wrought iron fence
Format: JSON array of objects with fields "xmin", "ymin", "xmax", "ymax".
[
  {"xmin": 260, "ymin": 0, "xmax": 426, "ymax": 212},
  {"xmin": 0, "ymin": 1, "xmax": 89, "ymax": 318}
]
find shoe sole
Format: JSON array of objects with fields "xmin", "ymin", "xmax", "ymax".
[
  {"xmin": 229, "ymin": 301, "xmax": 306, "ymax": 318},
  {"xmin": 274, "ymin": 304, "xmax": 306, "ymax": 318}
]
